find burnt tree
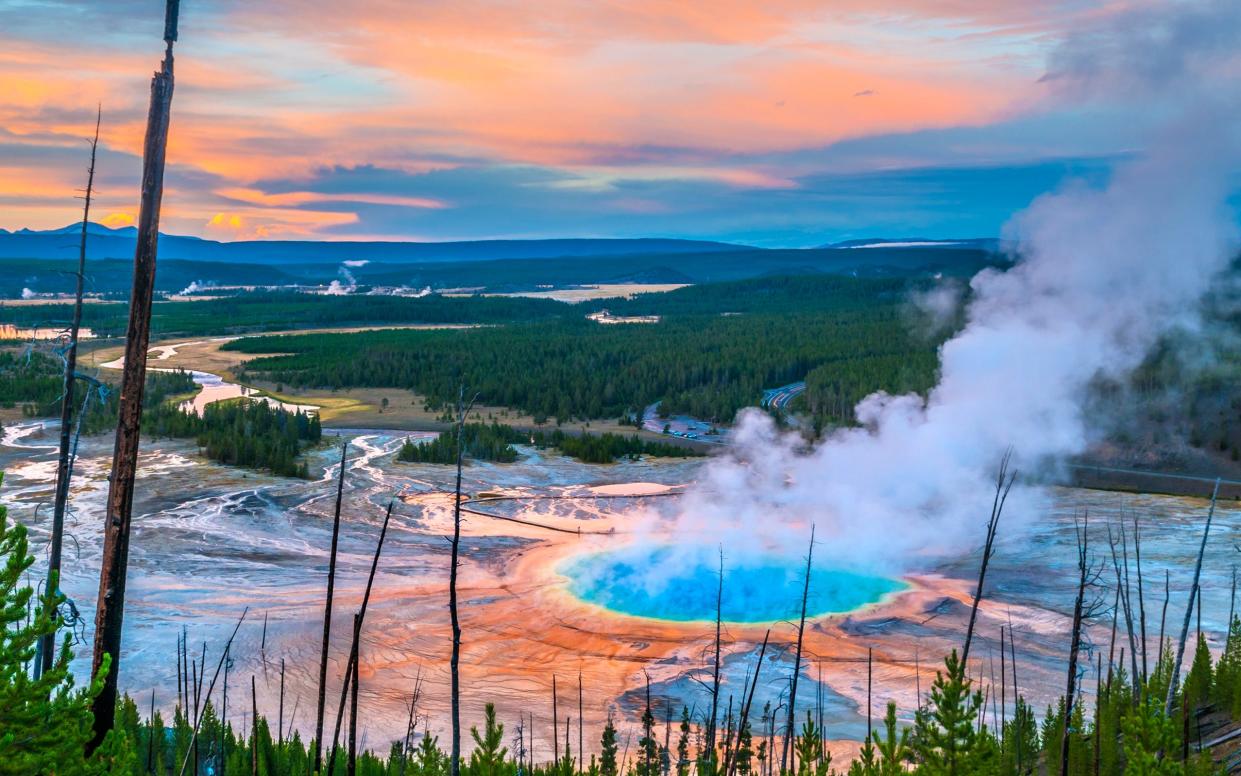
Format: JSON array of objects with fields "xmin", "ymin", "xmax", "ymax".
[{"xmin": 89, "ymin": 0, "xmax": 180, "ymax": 751}]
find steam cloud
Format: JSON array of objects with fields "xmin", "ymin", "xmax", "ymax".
[
  {"xmin": 179, "ymin": 280, "xmax": 215, "ymax": 295},
  {"xmin": 642, "ymin": 4, "xmax": 1241, "ymax": 575},
  {"xmin": 325, "ymin": 264, "xmax": 358, "ymax": 295}
]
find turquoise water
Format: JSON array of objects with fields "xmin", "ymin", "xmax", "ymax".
[{"xmin": 562, "ymin": 545, "xmax": 906, "ymax": 623}]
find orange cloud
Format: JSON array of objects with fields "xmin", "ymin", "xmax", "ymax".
[
  {"xmin": 216, "ymin": 188, "xmax": 448, "ymax": 210},
  {"xmin": 101, "ymin": 212, "xmax": 134, "ymax": 228}
]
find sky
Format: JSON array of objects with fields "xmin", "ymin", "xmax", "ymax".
[{"xmin": 0, "ymin": 0, "xmax": 1237, "ymax": 246}]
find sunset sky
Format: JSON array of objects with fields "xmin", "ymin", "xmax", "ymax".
[{"xmin": 0, "ymin": 0, "xmax": 1234, "ymax": 245}]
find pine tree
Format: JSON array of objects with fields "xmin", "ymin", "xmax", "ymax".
[
  {"xmin": 469, "ymin": 703, "xmax": 509, "ymax": 776},
  {"xmin": 872, "ymin": 702, "xmax": 909, "ymax": 776},
  {"xmin": 1182, "ymin": 633, "xmax": 1213, "ymax": 713},
  {"xmin": 794, "ymin": 712, "xmax": 830, "ymax": 776},
  {"xmin": 638, "ymin": 693, "xmax": 659, "ymax": 776},
  {"xmin": 909, "ymin": 650, "xmax": 993, "ymax": 775},
  {"xmin": 676, "ymin": 707, "xmax": 691, "ymax": 776},
  {"xmin": 735, "ymin": 718, "xmax": 753, "ymax": 776},
  {"xmin": 601, "ymin": 715, "xmax": 619, "ymax": 776},
  {"xmin": 0, "ymin": 473, "xmax": 118, "ymax": 774}
]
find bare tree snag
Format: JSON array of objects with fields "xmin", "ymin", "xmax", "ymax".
[
  {"xmin": 313, "ymin": 439, "xmax": 349, "ymax": 773},
  {"xmin": 1165, "ymin": 479, "xmax": 1221, "ymax": 717},
  {"xmin": 37, "ymin": 105, "xmax": 101, "ymax": 677},
  {"xmin": 328, "ymin": 500, "xmax": 396, "ymax": 774},
  {"xmin": 962, "ymin": 451, "xmax": 1016, "ymax": 666},
  {"xmin": 450, "ymin": 387, "xmax": 476, "ymax": 776},
  {"xmin": 708, "ymin": 547, "xmax": 724, "ymax": 756},
  {"xmin": 780, "ymin": 525, "xmax": 815, "ymax": 776},
  {"xmin": 89, "ymin": 1, "xmax": 179, "ymax": 751}
]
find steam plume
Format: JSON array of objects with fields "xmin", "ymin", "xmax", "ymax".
[{"xmin": 659, "ymin": 115, "xmax": 1239, "ymax": 572}]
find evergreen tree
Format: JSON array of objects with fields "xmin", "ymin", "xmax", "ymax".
[
  {"xmin": 909, "ymin": 650, "xmax": 993, "ymax": 775},
  {"xmin": 601, "ymin": 715, "xmax": 619, "ymax": 776},
  {"xmin": 676, "ymin": 707, "xmax": 691, "ymax": 776},
  {"xmin": 1182, "ymin": 633, "xmax": 1213, "ymax": 713},
  {"xmin": 469, "ymin": 703, "xmax": 509, "ymax": 776},
  {"xmin": 638, "ymin": 693, "xmax": 659, "ymax": 776},
  {"xmin": 0, "ymin": 473, "xmax": 119, "ymax": 775},
  {"xmin": 735, "ymin": 718, "xmax": 753, "ymax": 776}
]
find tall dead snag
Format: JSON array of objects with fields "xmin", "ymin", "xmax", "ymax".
[
  {"xmin": 251, "ymin": 675, "xmax": 259, "ymax": 776},
  {"xmin": 89, "ymin": 0, "xmax": 179, "ymax": 751},
  {"xmin": 177, "ymin": 610, "xmax": 249, "ymax": 776},
  {"xmin": 999, "ymin": 628, "xmax": 1006, "ymax": 736},
  {"xmin": 349, "ymin": 613, "xmax": 361, "ymax": 776},
  {"xmin": 578, "ymin": 672, "xmax": 584, "ymax": 775},
  {"xmin": 1158, "ymin": 570, "xmax": 1169, "ymax": 665},
  {"xmin": 1134, "ymin": 515, "xmax": 1148, "ymax": 684},
  {"xmin": 707, "ymin": 547, "xmax": 724, "ymax": 758},
  {"xmin": 1108, "ymin": 524, "xmax": 1140, "ymax": 704},
  {"xmin": 327, "ymin": 500, "xmax": 396, "ymax": 774},
  {"xmin": 1228, "ymin": 567, "xmax": 1237, "ymax": 654},
  {"xmin": 313, "ymin": 439, "xmax": 349, "ymax": 773},
  {"xmin": 1164, "ymin": 479, "xmax": 1221, "ymax": 717},
  {"xmin": 278, "ymin": 657, "xmax": 286, "ymax": 745},
  {"xmin": 37, "ymin": 106, "xmax": 101, "ymax": 677},
  {"xmin": 780, "ymin": 525, "xmax": 815, "ymax": 776},
  {"xmin": 962, "ymin": 451, "xmax": 1016, "ymax": 666},
  {"xmin": 1061, "ymin": 514, "xmax": 1103, "ymax": 776},
  {"xmin": 726, "ymin": 630, "xmax": 770, "ymax": 776},
  {"xmin": 450, "ymin": 388, "xmax": 476, "ymax": 776}
]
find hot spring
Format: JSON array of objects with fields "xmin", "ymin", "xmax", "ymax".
[{"xmin": 561, "ymin": 545, "xmax": 907, "ymax": 623}]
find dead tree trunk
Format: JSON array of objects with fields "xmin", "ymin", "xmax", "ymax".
[
  {"xmin": 89, "ymin": 1, "xmax": 179, "ymax": 751},
  {"xmin": 1165, "ymin": 479, "xmax": 1221, "ymax": 717},
  {"xmin": 726, "ymin": 630, "xmax": 769, "ymax": 776},
  {"xmin": 1000, "ymin": 627, "xmax": 1006, "ymax": 738},
  {"xmin": 348, "ymin": 613, "xmax": 360, "ymax": 776},
  {"xmin": 328, "ymin": 500, "xmax": 396, "ymax": 774},
  {"xmin": 579, "ymin": 672, "xmax": 584, "ymax": 774},
  {"xmin": 278, "ymin": 657, "xmax": 286, "ymax": 746},
  {"xmin": 962, "ymin": 451, "xmax": 1016, "ymax": 665},
  {"xmin": 1158, "ymin": 570, "xmax": 1169, "ymax": 665},
  {"xmin": 38, "ymin": 105, "xmax": 101, "ymax": 678},
  {"xmin": 251, "ymin": 675, "xmax": 259, "ymax": 776},
  {"xmin": 780, "ymin": 525, "xmax": 814, "ymax": 776},
  {"xmin": 450, "ymin": 388, "xmax": 475, "ymax": 776},
  {"xmin": 313, "ymin": 439, "xmax": 349, "ymax": 773},
  {"xmin": 147, "ymin": 689, "xmax": 156, "ymax": 775},
  {"xmin": 1228, "ymin": 567, "xmax": 1237, "ymax": 654},
  {"xmin": 1134, "ymin": 516, "xmax": 1148, "ymax": 685},
  {"xmin": 708, "ymin": 547, "xmax": 724, "ymax": 758},
  {"xmin": 1061, "ymin": 516, "xmax": 1090, "ymax": 776},
  {"xmin": 177, "ymin": 610, "xmax": 249, "ymax": 776},
  {"xmin": 1010, "ymin": 626, "xmax": 1021, "ymax": 774}
]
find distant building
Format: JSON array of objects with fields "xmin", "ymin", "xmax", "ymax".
[{"xmin": 586, "ymin": 308, "xmax": 661, "ymax": 324}]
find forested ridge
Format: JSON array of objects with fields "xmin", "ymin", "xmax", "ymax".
[
  {"xmin": 229, "ymin": 276, "xmax": 945, "ymax": 426},
  {"xmin": 1, "ymin": 292, "xmax": 567, "ymax": 338}
]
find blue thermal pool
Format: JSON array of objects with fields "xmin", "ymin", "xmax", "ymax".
[{"xmin": 560, "ymin": 545, "xmax": 907, "ymax": 623}]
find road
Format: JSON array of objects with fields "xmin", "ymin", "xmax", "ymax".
[{"xmin": 762, "ymin": 380, "xmax": 805, "ymax": 410}]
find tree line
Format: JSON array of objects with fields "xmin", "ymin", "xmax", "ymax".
[{"xmin": 398, "ymin": 423, "xmax": 705, "ymax": 465}]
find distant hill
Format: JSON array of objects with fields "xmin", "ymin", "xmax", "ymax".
[
  {"xmin": 0, "ymin": 223, "xmax": 751, "ymax": 264},
  {"xmin": 0, "ymin": 224, "xmax": 1006, "ymax": 299}
]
